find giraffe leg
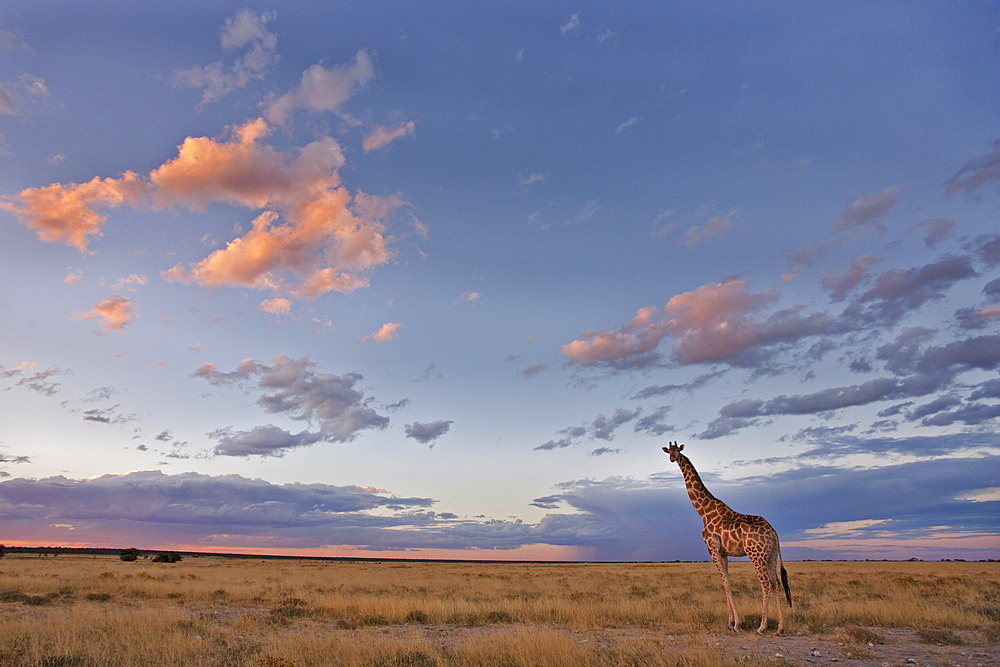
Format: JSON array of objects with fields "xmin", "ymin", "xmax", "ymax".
[
  {"xmin": 773, "ymin": 556, "xmax": 785, "ymax": 635},
  {"xmin": 751, "ymin": 554, "xmax": 772, "ymax": 635},
  {"xmin": 709, "ymin": 542, "xmax": 740, "ymax": 632}
]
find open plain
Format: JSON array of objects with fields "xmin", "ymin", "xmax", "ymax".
[{"xmin": 0, "ymin": 555, "xmax": 997, "ymax": 666}]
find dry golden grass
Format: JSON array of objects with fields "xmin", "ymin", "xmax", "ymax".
[{"xmin": 0, "ymin": 555, "xmax": 996, "ymax": 666}]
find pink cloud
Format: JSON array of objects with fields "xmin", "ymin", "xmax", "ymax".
[
  {"xmin": 1, "ymin": 172, "xmax": 144, "ymax": 251},
  {"xmin": 258, "ymin": 297, "xmax": 292, "ymax": 314},
  {"xmin": 834, "ymin": 186, "xmax": 900, "ymax": 234},
  {"xmin": 361, "ymin": 322, "xmax": 401, "ymax": 344},
  {"xmin": 362, "ymin": 120, "xmax": 416, "ymax": 152},
  {"xmin": 74, "ymin": 295, "xmax": 136, "ymax": 330},
  {"xmin": 563, "ymin": 278, "xmax": 836, "ymax": 367}
]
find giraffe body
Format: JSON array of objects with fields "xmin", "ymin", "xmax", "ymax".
[{"xmin": 663, "ymin": 441, "xmax": 791, "ymax": 635}]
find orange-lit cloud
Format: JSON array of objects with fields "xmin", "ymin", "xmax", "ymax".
[
  {"xmin": 258, "ymin": 297, "xmax": 292, "ymax": 314},
  {"xmin": 361, "ymin": 322, "xmax": 401, "ymax": 344},
  {"xmin": 362, "ymin": 120, "xmax": 415, "ymax": 152},
  {"xmin": 1, "ymin": 172, "xmax": 144, "ymax": 251},
  {"xmin": 74, "ymin": 295, "xmax": 136, "ymax": 330},
  {"xmin": 149, "ymin": 118, "xmax": 325, "ymax": 210},
  {"xmin": 5, "ymin": 52, "xmax": 403, "ymax": 300},
  {"xmin": 151, "ymin": 119, "xmax": 395, "ymax": 298}
]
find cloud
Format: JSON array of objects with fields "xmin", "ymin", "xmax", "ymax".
[
  {"xmin": 404, "ymin": 420, "xmax": 453, "ymax": 445},
  {"xmin": 569, "ymin": 199, "xmax": 600, "ymax": 224},
  {"xmin": 361, "ymin": 322, "xmax": 401, "ymax": 344},
  {"xmin": 700, "ymin": 332, "xmax": 1000, "ymax": 438},
  {"xmin": 591, "ymin": 408, "xmax": 641, "ymax": 440},
  {"xmin": 833, "ymin": 186, "xmax": 900, "ymax": 234},
  {"xmin": 169, "ymin": 9, "xmax": 279, "ymax": 105},
  {"xmin": 537, "ymin": 409, "xmax": 643, "ymax": 452},
  {"xmin": 518, "ymin": 172, "xmax": 549, "ymax": 188},
  {"xmin": 563, "ymin": 278, "xmax": 835, "ymax": 368},
  {"xmin": 820, "ymin": 254, "xmax": 879, "ymax": 302},
  {"xmin": 0, "ymin": 469, "xmax": 438, "ymax": 544},
  {"xmin": 945, "ymin": 139, "xmax": 1000, "ymax": 196},
  {"xmin": 414, "ymin": 363, "xmax": 442, "ymax": 382},
  {"xmin": 157, "ymin": 119, "xmax": 396, "ymax": 298},
  {"xmin": 7, "ymin": 50, "xmax": 404, "ymax": 301},
  {"xmin": 912, "ymin": 217, "xmax": 956, "ymax": 248},
  {"xmin": 265, "ymin": 50, "xmax": 374, "ymax": 125},
  {"xmin": 0, "ymin": 362, "xmax": 66, "ymax": 396},
  {"xmin": 560, "ymin": 13, "xmax": 581, "ymax": 35},
  {"xmin": 521, "ymin": 363, "xmax": 547, "ymax": 380},
  {"xmin": 0, "ymin": 173, "xmax": 145, "ymax": 250},
  {"xmin": 73, "ymin": 295, "xmax": 136, "ymax": 330},
  {"xmin": 82, "ymin": 405, "xmax": 136, "ymax": 426},
  {"xmin": 615, "ymin": 117, "xmax": 639, "ymax": 134},
  {"xmin": 848, "ymin": 253, "xmax": 977, "ymax": 326},
  {"xmin": 0, "ymin": 85, "xmax": 14, "ymax": 115},
  {"xmin": 258, "ymin": 297, "xmax": 292, "ymax": 314},
  {"xmin": 0, "ymin": 469, "xmax": 603, "ymax": 554},
  {"xmin": 209, "ymin": 425, "xmax": 325, "ymax": 457},
  {"xmin": 194, "ymin": 355, "xmax": 390, "ymax": 456},
  {"xmin": 970, "ymin": 232, "xmax": 1000, "ymax": 267},
  {"xmin": 0, "ymin": 73, "xmax": 48, "ymax": 115},
  {"xmin": 362, "ymin": 121, "xmax": 415, "ymax": 152},
  {"xmin": 681, "ymin": 209, "xmax": 743, "ymax": 247},
  {"xmin": 0, "ymin": 29, "xmax": 33, "ymax": 54}
]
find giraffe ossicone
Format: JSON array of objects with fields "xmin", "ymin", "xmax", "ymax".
[{"xmin": 663, "ymin": 441, "xmax": 792, "ymax": 635}]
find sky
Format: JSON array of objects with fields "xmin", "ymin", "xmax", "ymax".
[{"xmin": 0, "ymin": 1, "xmax": 998, "ymax": 562}]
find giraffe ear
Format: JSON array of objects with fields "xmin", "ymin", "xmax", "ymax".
[{"xmin": 678, "ymin": 443, "xmax": 684, "ymax": 451}]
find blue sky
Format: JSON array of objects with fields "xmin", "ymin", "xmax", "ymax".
[{"xmin": 1, "ymin": 1, "xmax": 997, "ymax": 561}]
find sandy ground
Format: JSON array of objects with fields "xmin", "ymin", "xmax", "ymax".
[
  {"xmin": 695, "ymin": 628, "xmax": 998, "ymax": 666},
  {"xmin": 370, "ymin": 624, "xmax": 1000, "ymax": 666}
]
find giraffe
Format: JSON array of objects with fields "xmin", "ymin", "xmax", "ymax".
[{"xmin": 663, "ymin": 441, "xmax": 791, "ymax": 635}]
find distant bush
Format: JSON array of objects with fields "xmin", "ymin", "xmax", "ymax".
[
  {"xmin": 0, "ymin": 544, "xmax": 6, "ymax": 559},
  {"xmin": 119, "ymin": 548, "xmax": 139, "ymax": 562},
  {"xmin": 151, "ymin": 553, "xmax": 182, "ymax": 563}
]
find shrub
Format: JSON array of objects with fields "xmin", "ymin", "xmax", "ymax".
[
  {"xmin": 151, "ymin": 553, "xmax": 183, "ymax": 563},
  {"xmin": 119, "ymin": 548, "xmax": 140, "ymax": 562}
]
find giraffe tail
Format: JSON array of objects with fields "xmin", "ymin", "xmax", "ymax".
[{"xmin": 780, "ymin": 563, "xmax": 791, "ymax": 607}]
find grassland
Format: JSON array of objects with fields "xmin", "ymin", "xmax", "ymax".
[{"xmin": 0, "ymin": 555, "xmax": 997, "ymax": 666}]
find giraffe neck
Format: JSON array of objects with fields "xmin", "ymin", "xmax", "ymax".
[{"xmin": 677, "ymin": 454, "xmax": 729, "ymax": 520}]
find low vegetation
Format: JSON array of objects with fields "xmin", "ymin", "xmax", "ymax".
[{"xmin": 0, "ymin": 555, "xmax": 995, "ymax": 666}]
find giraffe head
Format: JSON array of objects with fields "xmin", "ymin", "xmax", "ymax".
[{"xmin": 662, "ymin": 441, "xmax": 685, "ymax": 462}]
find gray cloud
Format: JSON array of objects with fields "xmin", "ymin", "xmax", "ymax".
[
  {"xmin": 195, "ymin": 355, "xmax": 390, "ymax": 456},
  {"xmin": 0, "ymin": 363, "xmax": 66, "ymax": 396},
  {"xmin": 209, "ymin": 425, "xmax": 325, "ymax": 457},
  {"xmin": 945, "ymin": 139, "xmax": 1000, "ymax": 197},
  {"xmin": 169, "ymin": 9, "xmax": 279, "ymax": 106},
  {"xmin": 404, "ymin": 420, "xmax": 453, "ymax": 445},
  {"xmin": 537, "ymin": 409, "xmax": 644, "ymax": 451},
  {"xmin": 701, "ymin": 332, "xmax": 1000, "ymax": 438},
  {"xmin": 849, "ymin": 254, "xmax": 977, "ymax": 326},
  {"xmin": 912, "ymin": 217, "xmax": 956, "ymax": 248}
]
